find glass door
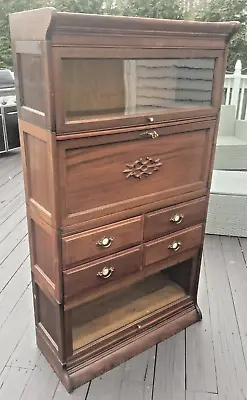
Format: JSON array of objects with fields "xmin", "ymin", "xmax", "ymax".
[{"xmin": 53, "ymin": 48, "xmax": 223, "ymax": 134}]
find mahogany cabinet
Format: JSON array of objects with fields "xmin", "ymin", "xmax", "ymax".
[{"xmin": 9, "ymin": 8, "xmax": 239, "ymax": 392}]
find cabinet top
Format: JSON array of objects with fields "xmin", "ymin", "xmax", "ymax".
[{"xmin": 9, "ymin": 7, "xmax": 240, "ymax": 43}]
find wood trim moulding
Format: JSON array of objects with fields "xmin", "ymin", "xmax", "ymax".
[
  {"xmin": 15, "ymin": 41, "xmax": 43, "ymax": 54},
  {"xmin": 9, "ymin": 8, "xmax": 239, "ymax": 45},
  {"xmin": 68, "ymin": 303, "xmax": 199, "ymax": 392}
]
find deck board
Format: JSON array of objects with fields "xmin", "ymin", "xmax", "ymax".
[
  {"xmin": 1, "ymin": 151, "xmax": 247, "ymax": 399},
  {"xmin": 153, "ymin": 332, "xmax": 185, "ymax": 400},
  {"xmin": 0, "ymin": 203, "xmax": 26, "ymax": 243},
  {"xmin": 0, "ymin": 286, "xmax": 33, "ymax": 374},
  {"xmin": 0, "ymin": 190, "xmax": 25, "ymax": 226},
  {"xmin": 186, "ymin": 392, "xmax": 219, "ymax": 399},
  {"xmin": 186, "ymin": 256, "xmax": 217, "ymax": 394},
  {"xmin": 203, "ymin": 235, "xmax": 247, "ymax": 399},
  {"xmin": 0, "ymin": 257, "xmax": 30, "ymax": 328},
  {"xmin": 20, "ymin": 355, "xmax": 59, "ymax": 400},
  {"xmin": 239, "ymin": 238, "xmax": 247, "ymax": 264},
  {"xmin": 220, "ymin": 236, "xmax": 247, "ymax": 364}
]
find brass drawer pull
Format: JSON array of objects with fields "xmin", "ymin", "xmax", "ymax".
[
  {"xmin": 170, "ymin": 214, "xmax": 184, "ymax": 224},
  {"xmin": 97, "ymin": 266, "xmax": 115, "ymax": 279},
  {"xmin": 140, "ymin": 130, "xmax": 159, "ymax": 139},
  {"xmin": 96, "ymin": 237, "xmax": 114, "ymax": 248},
  {"xmin": 168, "ymin": 241, "xmax": 181, "ymax": 251}
]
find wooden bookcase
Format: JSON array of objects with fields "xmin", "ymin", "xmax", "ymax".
[{"xmin": 9, "ymin": 8, "xmax": 239, "ymax": 392}]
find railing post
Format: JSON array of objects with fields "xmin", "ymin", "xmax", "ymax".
[{"xmin": 231, "ymin": 59, "xmax": 242, "ymax": 116}]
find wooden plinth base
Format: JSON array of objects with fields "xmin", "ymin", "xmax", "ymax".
[{"xmin": 37, "ymin": 302, "xmax": 202, "ymax": 393}]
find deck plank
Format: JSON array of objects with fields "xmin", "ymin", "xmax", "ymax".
[
  {"xmin": 0, "ymin": 173, "xmax": 24, "ymax": 210},
  {"xmin": 0, "ymin": 204, "xmax": 26, "ymax": 243},
  {"xmin": 20, "ymin": 354, "xmax": 59, "ymax": 400},
  {"xmin": 83, "ymin": 364, "xmax": 125, "ymax": 400},
  {"xmin": 0, "ymin": 257, "xmax": 30, "ymax": 328},
  {"xmin": 186, "ymin": 392, "xmax": 218, "ymax": 399},
  {"xmin": 203, "ymin": 235, "xmax": 247, "ymax": 400},
  {"xmin": 0, "ymin": 217, "xmax": 28, "ymax": 266},
  {"xmin": 7, "ymin": 319, "xmax": 40, "ymax": 370},
  {"xmin": 186, "ymin": 256, "xmax": 217, "ymax": 393},
  {"xmin": 0, "ymin": 235, "xmax": 29, "ymax": 293},
  {"xmin": 0, "ymin": 190, "xmax": 25, "ymax": 225},
  {"xmin": 0, "ymin": 152, "xmax": 21, "ymax": 182},
  {"xmin": 221, "ymin": 236, "xmax": 247, "ymax": 364},
  {"xmin": 0, "ymin": 367, "xmax": 32, "ymax": 400},
  {"xmin": 153, "ymin": 331, "xmax": 185, "ymax": 400},
  {"xmin": 239, "ymin": 238, "xmax": 247, "ymax": 264},
  {"xmin": 54, "ymin": 382, "xmax": 89, "ymax": 399},
  {"xmin": 0, "ymin": 286, "xmax": 33, "ymax": 374},
  {"xmin": 118, "ymin": 347, "xmax": 155, "ymax": 400},
  {"xmin": 0, "ymin": 165, "xmax": 22, "ymax": 188}
]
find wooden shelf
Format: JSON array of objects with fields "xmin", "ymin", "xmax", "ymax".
[{"xmin": 72, "ymin": 272, "xmax": 186, "ymax": 351}]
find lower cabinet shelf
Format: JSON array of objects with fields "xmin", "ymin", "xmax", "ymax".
[
  {"xmin": 72, "ymin": 271, "xmax": 186, "ymax": 351},
  {"xmin": 35, "ymin": 256, "xmax": 202, "ymax": 392}
]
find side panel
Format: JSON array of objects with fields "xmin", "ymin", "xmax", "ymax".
[
  {"xmin": 19, "ymin": 120, "xmax": 62, "ymax": 302},
  {"xmin": 12, "ymin": 40, "xmax": 55, "ymax": 130}
]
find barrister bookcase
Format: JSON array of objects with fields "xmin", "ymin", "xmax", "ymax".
[{"xmin": 9, "ymin": 8, "xmax": 239, "ymax": 392}]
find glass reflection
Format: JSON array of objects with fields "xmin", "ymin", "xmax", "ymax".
[{"xmin": 62, "ymin": 58, "xmax": 214, "ymax": 121}]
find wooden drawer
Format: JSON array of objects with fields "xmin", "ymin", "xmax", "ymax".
[
  {"xmin": 144, "ymin": 197, "xmax": 206, "ymax": 241},
  {"xmin": 58, "ymin": 120, "xmax": 214, "ymax": 227},
  {"xmin": 63, "ymin": 246, "xmax": 142, "ymax": 300},
  {"xmin": 62, "ymin": 217, "xmax": 142, "ymax": 268},
  {"xmin": 144, "ymin": 224, "xmax": 203, "ymax": 266}
]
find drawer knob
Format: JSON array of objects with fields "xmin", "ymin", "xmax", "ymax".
[
  {"xmin": 96, "ymin": 237, "xmax": 114, "ymax": 248},
  {"xmin": 140, "ymin": 130, "xmax": 159, "ymax": 139},
  {"xmin": 97, "ymin": 266, "xmax": 115, "ymax": 279},
  {"xmin": 170, "ymin": 214, "xmax": 184, "ymax": 224},
  {"xmin": 168, "ymin": 241, "xmax": 181, "ymax": 251}
]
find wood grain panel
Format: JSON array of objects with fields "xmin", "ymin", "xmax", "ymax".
[
  {"xmin": 23, "ymin": 131, "xmax": 51, "ymax": 213},
  {"xmin": 60, "ymin": 125, "xmax": 214, "ymax": 227},
  {"xmin": 64, "ymin": 246, "xmax": 143, "ymax": 301},
  {"xmin": 144, "ymin": 197, "xmax": 206, "ymax": 241},
  {"xmin": 31, "ymin": 220, "xmax": 55, "ymax": 284},
  {"xmin": 18, "ymin": 53, "xmax": 45, "ymax": 113},
  {"xmin": 144, "ymin": 225, "xmax": 203, "ymax": 266},
  {"xmin": 62, "ymin": 216, "xmax": 142, "ymax": 268}
]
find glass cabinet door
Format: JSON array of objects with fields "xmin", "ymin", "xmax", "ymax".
[{"xmin": 61, "ymin": 58, "xmax": 215, "ymax": 123}]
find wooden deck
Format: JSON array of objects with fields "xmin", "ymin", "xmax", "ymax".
[{"xmin": 1, "ymin": 149, "xmax": 247, "ymax": 399}]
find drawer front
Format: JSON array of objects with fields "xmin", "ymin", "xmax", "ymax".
[
  {"xmin": 58, "ymin": 120, "xmax": 214, "ymax": 227},
  {"xmin": 144, "ymin": 197, "xmax": 206, "ymax": 241},
  {"xmin": 144, "ymin": 225, "xmax": 203, "ymax": 266},
  {"xmin": 62, "ymin": 216, "xmax": 142, "ymax": 268},
  {"xmin": 63, "ymin": 246, "xmax": 142, "ymax": 300}
]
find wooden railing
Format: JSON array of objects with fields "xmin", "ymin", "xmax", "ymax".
[{"xmin": 224, "ymin": 60, "xmax": 247, "ymax": 120}]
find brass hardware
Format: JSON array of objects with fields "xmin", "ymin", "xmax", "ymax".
[
  {"xmin": 140, "ymin": 130, "xmax": 159, "ymax": 139},
  {"xmin": 123, "ymin": 157, "xmax": 162, "ymax": 179},
  {"xmin": 148, "ymin": 117, "xmax": 154, "ymax": 122},
  {"xmin": 96, "ymin": 236, "xmax": 114, "ymax": 248},
  {"xmin": 168, "ymin": 241, "xmax": 181, "ymax": 251},
  {"xmin": 170, "ymin": 214, "xmax": 184, "ymax": 224},
  {"xmin": 97, "ymin": 266, "xmax": 115, "ymax": 279}
]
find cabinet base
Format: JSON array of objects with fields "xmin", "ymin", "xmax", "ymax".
[{"xmin": 37, "ymin": 303, "xmax": 202, "ymax": 393}]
